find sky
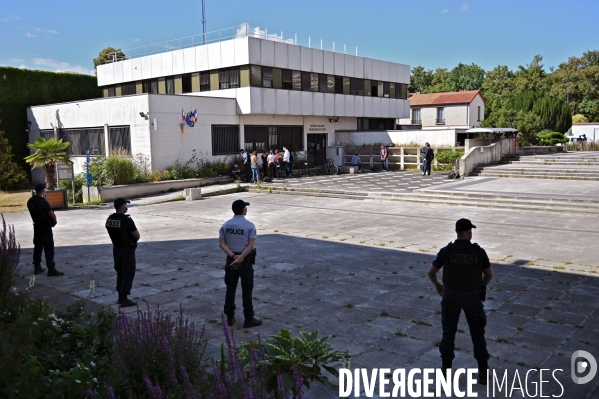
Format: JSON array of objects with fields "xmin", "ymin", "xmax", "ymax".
[{"xmin": 1, "ymin": 0, "xmax": 598, "ymax": 76}]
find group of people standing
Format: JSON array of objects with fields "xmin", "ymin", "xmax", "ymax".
[{"xmin": 234, "ymin": 147, "xmax": 294, "ymax": 183}]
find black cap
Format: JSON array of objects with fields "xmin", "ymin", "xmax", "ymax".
[
  {"xmin": 232, "ymin": 199, "xmax": 250, "ymax": 212},
  {"xmin": 456, "ymin": 218, "xmax": 476, "ymax": 231},
  {"xmin": 114, "ymin": 197, "xmax": 131, "ymax": 209},
  {"xmin": 34, "ymin": 183, "xmax": 46, "ymax": 193}
]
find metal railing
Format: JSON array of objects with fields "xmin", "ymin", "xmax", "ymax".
[{"xmin": 106, "ymin": 23, "xmax": 360, "ymax": 64}]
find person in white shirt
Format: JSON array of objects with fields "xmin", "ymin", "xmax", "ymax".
[
  {"xmin": 266, "ymin": 149, "xmax": 276, "ymax": 179},
  {"xmin": 282, "ymin": 146, "xmax": 291, "ymax": 177},
  {"xmin": 240, "ymin": 149, "xmax": 251, "ymax": 182}
]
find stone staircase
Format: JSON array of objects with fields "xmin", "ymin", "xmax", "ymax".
[{"xmin": 470, "ymin": 153, "xmax": 599, "ymax": 180}]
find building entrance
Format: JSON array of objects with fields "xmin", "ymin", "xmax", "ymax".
[{"xmin": 307, "ymin": 134, "xmax": 327, "ymax": 166}]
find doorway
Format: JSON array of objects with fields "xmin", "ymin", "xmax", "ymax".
[{"xmin": 307, "ymin": 133, "xmax": 327, "ymax": 166}]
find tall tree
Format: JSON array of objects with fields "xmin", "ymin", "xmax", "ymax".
[
  {"xmin": 409, "ymin": 66, "xmax": 434, "ymax": 93},
  {"xmin": 550, "ymin": 50, "xmax": 599, "ymax": 114},
  {"xmin": 24, "ymin": 137, "xmax": 72, "ymax": 191},
  {"xmin": 0, "ymin": 124, "xmax": 27, "ymax": 191},
  {"xmin": 513, "ymin": 55, "xmax": 550, "ymax": 95},
  {"xmin": 481, "ymin": 65, "xmax": 516, "ymax": 117},
  {"xmin": 93, "ymin": 47, "xmax": 126, "ymax": 69},
  {"xmin": 427, "ymin": 68, "xmax": 450, "ymax": 93},
  {"xmin": 446, "ymin": 63, "xmax": 485, "ymax": 92}
]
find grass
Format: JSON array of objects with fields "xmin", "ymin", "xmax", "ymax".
[{"xmin": 0, "ymin": 190, "xmax": 34, "ymax": 213}]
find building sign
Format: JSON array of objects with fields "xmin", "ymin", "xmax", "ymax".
[
  {"xmin": 182, "ymin": 109, "xmax": 198, "ymax": 127},
  {"xmin": 308, "ymin": 124, "xmax": 326, "ymax": 132}
]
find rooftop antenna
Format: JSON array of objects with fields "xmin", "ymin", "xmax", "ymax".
[{"xmin": 201, "ymin": 0, "xmax": 206, "ymax": 45}]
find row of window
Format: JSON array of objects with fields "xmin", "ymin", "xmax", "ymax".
[
  {"xmin": 102, "ymin": 65, "xmax": 409, "ymax": 100},
  {"xmin": 40, "ymin": 126, "xmax": 132, "ymax": 156},
  {"xmin": 411, "ymin": 106, "xmax": 482, "ymax": 124},
  {"xmin": 212, "ymin": 125, "xmax": 304, "ymax": 155}
]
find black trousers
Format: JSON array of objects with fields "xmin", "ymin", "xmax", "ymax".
[
  {"xmin": 114, "ymin": 246, "xmax": 136, "ymax": 296},
  {"xmin": 33, "ymin": 228, "xmax": 55, "ymax": 268},
  {"xmin": 244, "ymin": 163, "xmax": 251, "ymax": 182},
  {"xmin": 223, "ymin": 256, "xmax": 254, "ymax": 319},
  {"xmin": 440, "ymin": 288, "xmax": 489, "ymax": 361}
]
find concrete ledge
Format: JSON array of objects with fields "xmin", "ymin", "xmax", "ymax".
[
  {"xmin": 519, "ymin": 146, "xmax": 565, "ymax": 155},
  {"xmin": 184, "ymin": 187, "xmax": 202, "ymax": 200},
  {"xmin": 84, "ymin": 176, "xmax": 232, "ymax": 202}
]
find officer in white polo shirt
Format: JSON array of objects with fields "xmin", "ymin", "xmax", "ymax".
[{"xmin": 219, "ymin": 199, "xmax": 262, "ymax": 328}]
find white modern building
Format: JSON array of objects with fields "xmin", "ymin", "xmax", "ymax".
[{"xmin": 27, "ymin": 24, "xmax": 411, "ymax": 179}]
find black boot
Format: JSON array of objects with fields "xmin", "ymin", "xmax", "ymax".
[
  {"xmin": 47, "ymin": 267, "xmax": 64, "ymax": 277},
  {"xmin": 118, "ymin": 294, "xmax": 137, "ymax": 307},
  {"xmin": 34, "ymin": 265, "xmax": 46, "ymax": 275},
  {"xmin": 442, "ymin": 359, "xmax": 452, "ymax": 377},
  {"xmin": 477, "ymin": 359, "xmax": 489, "ymax": 385}
]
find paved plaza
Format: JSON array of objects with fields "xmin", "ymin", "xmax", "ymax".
[{"xmin": 6, "ymin": 175, "xmax": 599, "ymax": 398}]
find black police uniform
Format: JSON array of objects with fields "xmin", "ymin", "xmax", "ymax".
[
  {"xmin": 105, "ymin": 213, "xmax": 138, "ymax": 301},
  {"xmin": 27, "ymin": 195, "xmax": 56, "ymax": 272},
  {"xmin": 432, "ymin": 239, "xmax": 491, "ymax": 363}
]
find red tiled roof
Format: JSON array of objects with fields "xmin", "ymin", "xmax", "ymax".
[{"xmin": 409, "ymin": 90, "xmax": 485, "ymax": 106}]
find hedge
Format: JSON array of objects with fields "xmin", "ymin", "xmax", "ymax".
[{"xmin": 0, "ymin": 66, "xmax": 101, "ymax": 175}]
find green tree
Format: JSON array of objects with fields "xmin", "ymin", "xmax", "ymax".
[
  {"xmin": 427, "ymin": 68, "xmax": 450, "ymax": 93},
  {"xmin": 513, "ymin": 55, "xmax": 550, "ymax": 95},
  {"xmin": 572, "ymin": 114, "xmax": 588, "ymax": 124},
  {"xmin": 408, "ymin": 66, "xmax": 434, "ymax": 93},
  {"xmin": 446, "ymin": 63, "xmax": 485, "ymax": 92},
  {"xmin": 24, "ymin": 137, "xmax": 72, "ymax": 190},
  {"xmin": 550, "ymin": 50, "xmax": 599, "ymax": 114},
  {"xmin": 531, "ymin": 96, "xmax": 571, "ymax": 132},
  {"xmin": 0, "ymin": 128, "xmax": 27, "ymax": 191},
  {"xmin": 577, "ymin": 99, "xmax": 599, "ymax": 122},
  {"xmin": 481, "ymin": 65, "xmax": 516, "ymax": 117},
  {"xmin": 93, "ymin": 47, "xmax": 126, "ymax": 69}
]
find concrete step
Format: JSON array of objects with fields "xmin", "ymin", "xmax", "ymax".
[
  {"xmin": 248, "ymin": 188, "xmax": 599, "ymax": 216},
  {"xmin": 471, "ymin": 172, "xmax": 599, "ymax": 180},
  {"xmin": 474, "ymin": 166, "xmax": 599, "ymax": 173},
  {"xmin": 506, "ymin": 161, "xmax": 599, "ymax": 166}
]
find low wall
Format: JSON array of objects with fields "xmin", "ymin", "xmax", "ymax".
[
  {"xmin": 465, "ymin": 139, "xmax": 496, "ymax": 152},
  {"xmin": 83, "ymin": 176, "xmax": 233, "ymax": 202},
  {"xmin": 518, "ymin": 146, "xmax": 565, "ymax": 155},
  {"xmin": 460, "ymin": 138, "xmax": 516, "ymax": 176},
  {"xmin": 336, "ymin": 130, "xmax": 457, "ymax": 148}
]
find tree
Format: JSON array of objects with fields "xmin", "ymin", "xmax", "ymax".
[
  {"xmin": 577, "ymin": 99, "xmax": 599, "ymax": 122},
  {"xmin": 446, "ymin": 63, "xmax": 485, "ymax": 92},
  {"xmin": 427, "ymin": 68, "xmax": 450, "ymax": 93},
  {"xmin": 24, "ymin": 137, "xmax": 72, "ymax": 191},
  {"xmin": 93, "ymin": 47, "xmax": 126, "ymax": 69},
  {"xmin": 550, "ymin": 50, "xmax": 599, "ymax": 114},
  {"xmin": 481, "ymin": 65, "xmax": 516, "ymax": 117},
  {"xmin": 572, "ymin": 114, "xmax": 589, "ymax": 124},
  {"xmin": 409, "ymin": 66, "xmax": 434, "ymax": 93},
  {"xmin": 513, "ymin": 55, "xmax": 550, "ymax": 95},
  {"xmin": 0, "ymin": 129, "xmax": 27, "ymax": 191}
]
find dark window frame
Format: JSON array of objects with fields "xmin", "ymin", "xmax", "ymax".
[{"xmin": 211, "ymin": 125, "xmax": 240, "ymax": 155}]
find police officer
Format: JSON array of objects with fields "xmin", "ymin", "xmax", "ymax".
[
  {"xmin": 427, "ymin": 218, "xmax": 493, "ymax": 384},
  {"xmin": 27, "ymin": 183, "xmax": 64, "ymax": 276},
  {"xmin": 105, "ymin": 197, "xmax": 140, "ymax": 307},
  {"xmin": 219, "ymin": 199, "xmax": 262, "ymax": 328}
]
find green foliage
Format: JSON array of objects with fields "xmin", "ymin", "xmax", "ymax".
[
  {"xmin": 160, "ymin": 150, "xmax": 232, "ymax": 180},
  {"xmin": 577, "ymin": 99, "xmax": 599, "ymax": 122},
  {"xmin": 240, "ymin": 329, "xmax": 351, "ymax": 392},
  {"xmin": 103, "ymin": 155, "xmax": 137, "ymax": 185},
  {"xmin": 409, "ymin": 66, "xmax": 434, "ymax": 93},
  {"xmin": 0, "ymin": 215, "xmax": 20, "ymax": 301},
  {"xmin": 536, "ymin": 131, "xmax": 569, "ymax": 145},
  {"xmin": 572, "ymin": 114, "xmax": 589, "ymax": 124},
  {"xmin": 435, "ymin": 150, "xmax": 464, "ymax": 165},
  {"xmin": 24, "ymin": 137, "xmax": 72, "ymax": 190},
  {"xmin": 550, "ymin": 50, "xmax": 599, "ymax": 115},
  {"xmin": 531, "ymin": 96, "xmax": 572, "ymax": 132},
  {"xmin": 0, "ymin": 128, "xmax": 27, "ymax": 191},
  {"xmin": 427, "ymin": 68, "xmax": 450, "ymax": 93},
  {"xmin": 93, "ymin": 47, "xmax": 126, "ymax": 69},
  {"xmin": 0, "ymin": 67, "xmax": 100, "ymax": 173},
  {"xmin": 446, "ymin": 63, "xmax": 485, "ymax": 91}
]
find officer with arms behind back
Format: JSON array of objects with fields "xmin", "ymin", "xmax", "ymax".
[
  {"xmin": 27, "ymin": 183, "xmax": 64, "ymax": 276},
  {"xmin": 219, "ymin": 199, "xmax": 262, "ymax": 328},
  {"xmin": 427, "ymin": 218, "xmax": 493, "ymax": 385},
  {"xmin": 105, "ymin": 198, "xmax": 140, "ymax": 307}
]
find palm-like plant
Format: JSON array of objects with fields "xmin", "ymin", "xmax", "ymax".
[{"xmin": 24, "ymin": 137, "xmax": 72, "ymax": 190}]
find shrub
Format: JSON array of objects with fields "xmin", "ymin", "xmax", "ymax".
[
  {"xmin": 103, "ymin": 155, "xmax": 137, "ymax": 185},
  {"xmin": 435, "ymin": 150, "xmax": 464, "ymax": 165},
  {"xmin": 536, "ymin": 130, "xmax": 569, "ymax": 146},
  {"xmin": 572, "ymin": 114, "xmax": 588, "ymax": 124},
  {"xmin": 0, "ymin": 214, "xmax": 20, "ymax": 300}
]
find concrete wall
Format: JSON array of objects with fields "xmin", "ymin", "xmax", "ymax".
[
  {"xmin": 460, "ymin": 138, "xmax": 516, "ymax": 176},
  {"xmin": 572, "ymin": 124, "xmax": 599, "ymax": 141},
  {"xmin": 98, "ymin": 36, "xmax": 411, "ymax": 86},
  {"xmin": 469, "ymin": 95, "xmax": 485, "ymax": 128},
  {"xmin": 336, "ymin": 129, "xmax": 458, "ymax": 147}
]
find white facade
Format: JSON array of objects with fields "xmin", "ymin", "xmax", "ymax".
[{"xmin": 399, "ymin": 92, "xmax": 485, "ymax": 129}]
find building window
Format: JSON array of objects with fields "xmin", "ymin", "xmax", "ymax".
[
  {"xmin": 335, "ymin": 76, "xmax": 343, "ymax": 94},
  {"xmin": 250, "ymin": 65, "xmax": 262, "ymax": 87},
  {"xmin": 109, "ymin": 126, "xmax": 132, "ymax": 154},
  {"xmin": 357, "ymin": 118, "xmax": 395, "ymax": 131},
  {"xmin": 477, "ymin": 106, "xmax": 481, "ymax": 122},
  {"xmin": 396, "ymin": 83, "xmax": 408, "ymax": 100},
  {"xmin": 212, "ymin": 125, "xmax": 239, "ymax": 155},
  {"xmin": 166, "ymin": 77, "xmax": 175, "ymax": 94},
  {"xmin": 200, "ymin": 72, "xmax": 210, "ymax": 91},
  {"xmin": 327, "ymin": 75, "xmax": 335, "ymax": 93},
  {"xmin": 389, "ymin": 83, "xmax": 396, "ymax": 98},
  {"xmin": 319, "ymin": 74, "xmax": 328, "ymax": 93},
  {"xmin": 282, "ymin": 69, "xmax": 293, "ymax": 89},
  {"xmin": 371, "ymin": 81, "xmax": 378, "ymax": 97},
  {"xmin": 302, "ymin": 72, "xmax": 311, "ymax": 91},
  {"xmin": 292, "ymin": 70, "xmax": 301, "ymax": 90},
  {"xmin": 343, "ymin": 77, "xmax": 350, "ymax": 95},
  {"xmin": 107, "ymin": 86, "xmax": 116, "ymax": 97},
  {"xmin": 350, "ymin": 78, "xmax": 364, "ymax": 95},
  {"xmin": 182, "ymin": 74, "xmax": 192, "ymax": 93},
  {"xmin": 412, "ymin": 108, "xmax": 421, "ymax": 124},
  {"xmin": 436, "ymin": 107, "xmax": 445, "ymax": 124},
  {"xmin": 245, "ymin": 125, "xmax": 303, "ymax": 152},
  {"xmin": 310, "ymin": 73, "xmax": 319, "ymax": 92},
  {"xmin": 273, "ymin": 68, "xmax": 282, "ymax": 89},
  {"xmin": 121, "ymin": 83, "xmax": 136, "ymax": 95},
  {"xmin": 383, "ymin": 82, "xmax": 390, "ymax": 98},
  {"xmin": 261, "ymin": 66, "xmax": 273, "ymax": 88},
  {"xmin": 219, "ymin": 68, "xmax": 240, "ymax": 89},
  {"xmin": 58, "ymin": 127, "xmax": 106, "ymax": 156},
  {"xmin": 142, "ymin": 80, "xmax": 158, "ymax": 94}
]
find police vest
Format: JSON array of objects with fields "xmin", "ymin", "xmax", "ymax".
[
  {"xmin": 442, "ymin": 242, "xmax": 483, "ymax": 291},
  {"xmin": 27, "ymin": 196, "xmax": 51, "ymax": 228},
  {"xmin": 105, "ymin": 214, "xmax": 134, "ymax": 251}
]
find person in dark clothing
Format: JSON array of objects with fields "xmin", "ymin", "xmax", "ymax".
[
  {"xmin": 421, "ymin": 142, "xmax": 434, "ymax": 176},
  {"xmin": 27, "ymin": 183, "xmax": 64, "ymax": 277},
  {"xmin": 260, "ymin": 150, "xmax": 268, "ymax": 179},
  {"xmin": 240, "ymin": 149, "xmax": 251, "ymax": 182},
  {"xmin": 229, "ymin": 163, "xmax": 241, "ymax": 180},
  {"xmin": 427, "ymin": 218, "xmax": 493, "ymax": 385},
  {"xmin": 105, "ymin": 197, "xmax": 140, "ymax": 307}
]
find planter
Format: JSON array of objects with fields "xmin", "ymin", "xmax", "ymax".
[
  {"xmin": 86, "ymin": 176, "xmax": 232, "ymax": 203},
  {"xmin": 45, "ymin": 189, "xmax": 68, "ymax": 209},
  {"xmin": 184, "ymin": 188, "xmax": 202, "ymax": 200}
]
